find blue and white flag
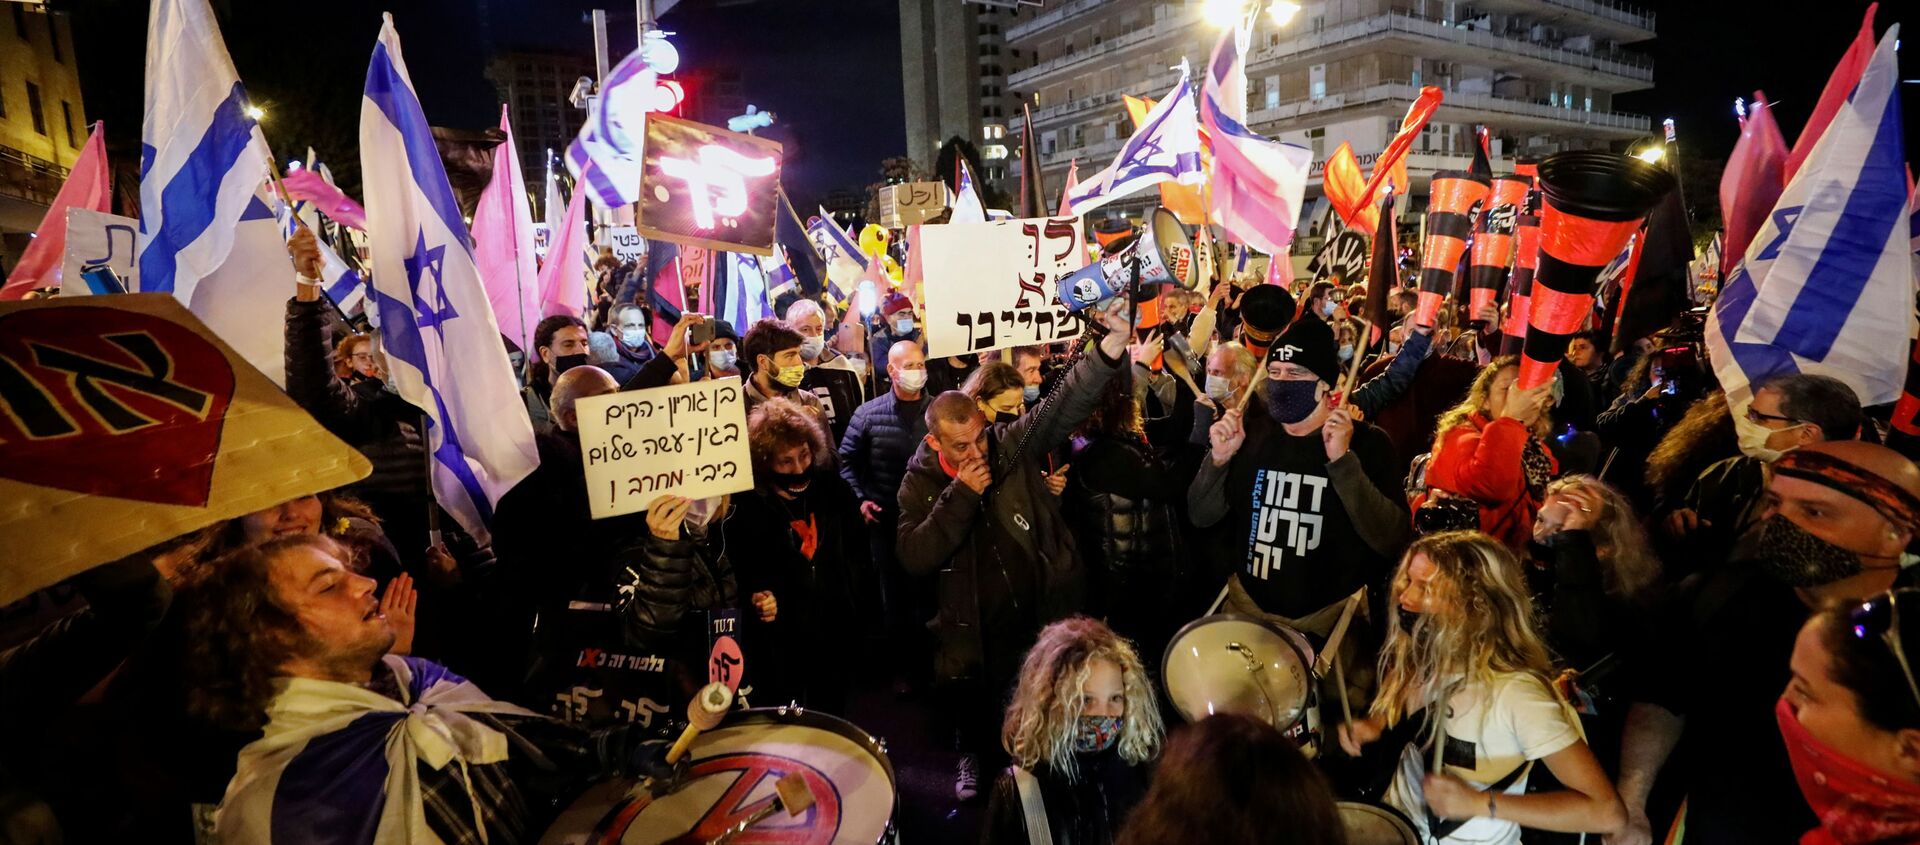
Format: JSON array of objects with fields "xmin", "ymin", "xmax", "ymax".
[
  {"xmin": 762, "ymin": 243, "xmax": 799, "ymax": 300},
  {"xmin": 1066, "ymin": 61, "xmax": 1206, "ymax": 216},
  {"xmin": 714, "ymin": 251, "xmax": 774, "ymax": 333},
  {"xmin": 361, "ymin": 13, "xmax": 538, "ymax": 542},
  {"xmin": 951, "ymin": 157, "xmax": 988, "ymax": 224},
  {"xmin": 566, "ymin": 48, "xmax": 654, "ymax": 211},
  {"xmin": 1709, "ymin": 26, "xmax": 1912, "ymax": 414},
  {"xmin": 806, "ymin": 209, "xmax": 866, "ymax": 302},
  {"xmin": 135, "ymin": 0, "xmax": 271, "ymax": 306},
  {"xmin": 272, "ymin": 190, "xmax": 366, "ymax": 317}
]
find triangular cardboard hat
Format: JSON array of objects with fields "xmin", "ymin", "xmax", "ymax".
[{"xmin": 0, "ymin": 293, "xmax": 372, "ymax": 604}]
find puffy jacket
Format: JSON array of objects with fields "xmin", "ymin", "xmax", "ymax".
[
  {"xmin": 1065, "ymin": 434, "xmax": 1179, "ymax": 581},
  {"xmin": 617, "ymin": 521, "xmax": 739, "ymax": 655},
  {"xmin": 1419, "ymin": 413, "xmax": 1556, "ymax": 552},
  {"xmin": 981, "ymin": 752, "xmax": 1150, "ymax": 845},
  {"xmin": 837, "ymin": 390, "xmax": 929, "ymax": 508},
  {"xmin": 896, "ymin": 345, "xmax": 1125, "ymax": 684},
  {"xmin": 284, "ymin": 298, "xmax": 430, "ymax": 509}
]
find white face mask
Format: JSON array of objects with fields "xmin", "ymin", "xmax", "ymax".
[
  {"xmin": 621, "ymin": 329, "xmax": 647, "ymax": 349},
  {"xmin": 799, "ymin": 336, "xmax": 826, "ymax": 361},
  {"xmin": 708, "ymin": 349, "xmax": 737, "ymax": 372},
  {"xmin": 893, "ymin": 317, "xmax": 915, "ymax": 334},
  {"xmin": 1338, "ymin": 344, "xmax": 1355, "ymax": 362},
  {"xmin": 1734, "ymin": 412, "xmax": 1800, "ymax": 462},
  {"xmin": 1204, "ymin": 374, "xmax": 1232, "ymax": 402},
  {"xmin": 684, "ymin": 495, "xmax": 723, "ymax": 530},
  {"xmin": 896, "ymin": 368, "xmax": 928, "ymax": 392}
]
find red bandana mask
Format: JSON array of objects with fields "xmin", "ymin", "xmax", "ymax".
[{"xmin": 1775, "ymin": 696, "xmax": 1920, "ymax": 845}]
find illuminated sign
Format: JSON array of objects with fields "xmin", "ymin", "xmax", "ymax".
[{"xmin": 637, "ymin": 114, "xmax": 783, "ymax": 256}]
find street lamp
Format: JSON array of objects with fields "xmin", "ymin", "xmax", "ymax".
[
  {"xmin": 244, "ymin": 105, "xmax": 266, "ymax": 122},
  {"xmin": 1634, "ymin": 145, "xmax": 1665, "ymax": 164},
  {"xmin": 1269, "ymin": 1, "xmax": 1301, "ymax": 25},
  {"xmin": 1204, "ymin": 0, "xmax": 1301, "ymax": 27}
]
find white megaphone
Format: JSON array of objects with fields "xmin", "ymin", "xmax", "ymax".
[{"xmin": 1059, "ymin": 207, "xmax": 1197, "ymax": 312}]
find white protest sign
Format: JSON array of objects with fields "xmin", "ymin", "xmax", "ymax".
[
  {"xmin": 576, "ymin": 376, "xmax": 753, "ymax": 519},
  {"xmin": 879, "ymin": 182, "xmax": 947, "ymax": 228},
  {"xmin": 608, "ymin": 226, "xmax": 647, "ymax": 265},
  {"xmin": 918, "ymin": 216, "xmax": 1090, "ymax": 358},
  {"xmin": 59, "ymin": 209, "xmax": 140, "ymax": 296}
]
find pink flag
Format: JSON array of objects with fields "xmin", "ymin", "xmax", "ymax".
[
  {"xmin": 1266, "ymin": 249, "xmax": 1293, "ymax": 287},
  {"xmin": 2, "ymin": 122, "xmax": 111, "ymax": 299},
  {"xmin": 1057, "ymin": 158, "xmax": 1079, "ymax": 217},
  {"xmin": 1199, "ymin": 30, "xmax": 1312, "ymax": 256},
  {"xmin": 1719, "ymin": 90, "xmax": 1788, "ymax": 267},
  {"xmin": 537, "ymin": 180, "xmax": 588, "ymax": 320},
  {"xmin": 471, "ymin": 105, "xmax": 541, "ymax": 352},
  {"xmin": 281, "ymin": 166, "xmax": 368, "ymax": 230},
  {"xmin": 1785, "ymin": 3, "xmax": 1878, "ymax": 181}
]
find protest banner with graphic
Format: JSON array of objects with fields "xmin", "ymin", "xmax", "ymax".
[
  {"xmin": 637, "ymin": 114, "xmax": 783, "ymax": 256},
  {"xmin": 918, "ymin": 216, "xmax": 1090, "ymax": 358},
  {"xmin": 878, "ymin": 182, "xmax": 946, "ymax": 228},
  {"xmin": 576, "ymin": 376, "xmax": 753, "ymax": 519},
  {"xmin": 59, "ymin": 209, "xmax": 140, "ymax": 296},
  {"xmin": 1306, "ymin": 228, "xmax": 1370, "ymax": 287},
  {"xmin": 607, "ymin": 226, "xmax": 647, "ymax": 264},
  {"xmin": 0, "ymin": 294, "xmax": 372, "ymax": 605}
]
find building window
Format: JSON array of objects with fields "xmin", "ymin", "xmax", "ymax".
[
  {"xmin": 48, "ymin": 15, "xmax": 60, "ymax": 63},
  {"xmin": 1309, "ymin": 64, "xmax": 1326, "ymax": 101},
  {"xmin": 62, "ymin": 100, "xmax": 75, "ymax": 146},
  {"xmin": 12, "ymin": 5, "xmax": 25, "ymax": 39},
  {"xmin": 26, "ymin": 81, "xmax": 45, "ymax": 136},
  {"xmin": 1307, "ymin": 127, "xmax": 1325, "ymax": 158},
  {"xmin": 1264, "ymin": 75, "xmax": 1280, "ymax": 109},
  {"xmin": 0, "ymin": 77, "xmax": 6, "ymax": 118}
]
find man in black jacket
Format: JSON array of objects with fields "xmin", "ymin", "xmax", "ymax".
[{"xmin": 896, "ymin": 302, "xmax": 1131, "ymax": 800}]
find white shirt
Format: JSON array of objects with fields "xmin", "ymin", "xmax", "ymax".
[{"xmin": 1385, "ymin": 671, "xmax": 1581, "ymax": 845}]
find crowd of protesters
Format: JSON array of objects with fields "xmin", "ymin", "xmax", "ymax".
[{"xmin": 5, "ymin": 227, "xmax": 1920, "ymax": 845}]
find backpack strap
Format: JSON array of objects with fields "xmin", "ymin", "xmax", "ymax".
[{"xmin": 1012, "ymin": 765, "xmax": 1056, "ymax": 845}]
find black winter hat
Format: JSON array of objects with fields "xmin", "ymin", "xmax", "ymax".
[{"xmin": 1265, "ymin": 315, "xmax": 1341, "ymax": 385}]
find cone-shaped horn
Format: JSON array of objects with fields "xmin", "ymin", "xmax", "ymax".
[
  {"xmin": 1518, "ymin": 152, "xmax": 1676, "ymax": 389},
  {"xmin": 1059, "ymin": 207, "xmax": 1193, "ymax": 311},
  {"xmin": 1468, "ymin": 175, "xmax": 1531, "ymax": 322},
  {"xmin": 1500, "ymin": 213, "xmax": 1541, "ymax": 356},
  {"xmin": 1414, "ymin": 171, "xmax": 1491, "ymax": 326}
]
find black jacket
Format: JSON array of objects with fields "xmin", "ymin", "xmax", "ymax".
[
  {"xmin": 981, "ymin": 752, "xmax": 1150, "ymax": 845},
  {"xmin": 283, "ymin": 298, "xmax": 429, "ymax": 504},
  {"xmin": 1064, "ymin": 433, "xmax": 1180, "ymax": 583},
  {"xmin": 896, "ymin": 345, "xmax": 1124, "ymax": 684},
  {"xmin": 838, "ymin": 389, "xmax": 930, "ymax": 509}
]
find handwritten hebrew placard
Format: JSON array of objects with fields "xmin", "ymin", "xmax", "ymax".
[
  {"xmin": 576, "ymin": 376, "xmax": 754, "ymax": 519},
  {"xmin": 918, "ymin": 216, "xmax": 1088, "ymax": 359}
]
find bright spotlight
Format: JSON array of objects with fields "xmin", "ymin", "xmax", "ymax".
[
  {"xmin": 1268, "ymin": 1, "xmax": 1302, "ymax": 25},
  {"xmin": 244, "ymin": 105, "xmax": 266, "ymax": 121},
  {"xmin": 1634, "ymin": 146, "xmax": 1665, "ymax": 164},
  {"xmin": 1202, "ymin": 0, "xmax": 1245, "ymax": 28}
]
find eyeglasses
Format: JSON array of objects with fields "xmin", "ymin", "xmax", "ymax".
[
  {"xmin": 1849, "ymin": 589, "xmax": 1920, "ymax": 714},
  {"xmin": 349, "ymin": 352, "xmax": 376, "ymax": 363},
  {"xmin": 1745, "ymin": 406, "xmax": 1801, "ymax": 426}
]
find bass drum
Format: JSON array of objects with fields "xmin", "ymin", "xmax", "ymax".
[
  {"xmin": 541, "ymin": 708, "xmax": 897, "ymax": 845},
  {"xmin": 1336, "ymin": 801, "xmax": 1421, "ymax": 844},
  {"xmin": 1162, "ymin": 613, "xmax": 1321, "ymax": 755}
]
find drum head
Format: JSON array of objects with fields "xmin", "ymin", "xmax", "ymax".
[
  {"xmin": 1337, "ymin": 801, "xmax": 1420, "ymax": 845},
  {"xmin": 1162, "ymin": 614, "xmax": 1312, "ymax": 730},
  {"xmin": 541, "ymin": 709, "xmax": 896, "ymax": 845}
]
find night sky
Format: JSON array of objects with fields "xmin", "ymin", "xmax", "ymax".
[{"xmin": 62, "ymin": 0, "xmax": 1916, "ymax": 210}]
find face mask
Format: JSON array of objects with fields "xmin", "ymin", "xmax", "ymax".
[
  {"xmin": 1395, "ymin": 608, "xmax": 1423, "ymax": 636},
  {"xmin": 1266, "ymin": 378, "xmax": 1322, "ymax": 424},
  {"xmin": 1072, "ymin": 715, "xmax": 1123, "ymax": 754},
  {"xmin": 1319, "ymin": 300, "xmax": 1337, "ymax": 319},
  {"xmin": 621, "ymin": 329, "xmax": 647, "ymax": 349},
  {"xmin": 1775, "ymin": 697, "xmax": 1920, "ymax": 844},
  {"xmin": 684, "ymin": 496, "xmax": 721, "ymax": 530},
  {"xmin": 708, "ymin": 349, "xmax": 737, "ymax": 371},
  {"xmin": 1338, "ymin": 344, "xmax": 1355, "ymax": 363},
  {"xmin": 1748, "ymin": 514, "xmax": 1869, "ymax": 587},
  {"xmin": 1023, "ymin": 384, "xmax": 1040, "ymax": 403},
  {"xmin": 552, "ymin": 353, "xmax": 589, "ymax": 376},
  {"xmin": 1204, "ymin": 374, "xmax": 1233, "ymax": 402},
  {"xmin": 799, "ymin": 336, "xmax": 826, "ymax": 360},
  {"xmin": 1735, "ymin": 412, "xmax": 1801, "ymax": 462},
  {"xmin": 894, "ymin": 317, "xmax": 915, "ymax": 334},
  {"xmin": 766, "ymin": 468, "xmax": 811, "ymax": 495},
  {"xmin": 897, "ymin": 369, "xmax": 928, "ymax": 392},
  {"xmin": 773, "ymin": 363, "xmax": 807, "ymax": 389},
  {"xmin": 987, "ymin": 409, "xmax": 1018, "ymax": 425}
]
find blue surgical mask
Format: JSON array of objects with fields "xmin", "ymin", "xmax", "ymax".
[
  {"xmin": 1267, "ymin": 378, "xmax": 1322, "ymax": 424},
  {"xmin": 1023, "ymin": 384, "xmax": 1040, "ymax": 403},
  {"xmin": 894, "ymin": 317, "xmax": 915, "ymax": 334},
  {"xmin": 1338, "ymin": 344, "xmax": 1354, "ymax": 363},
  {"xmin": 620, "ymin": 329, "xmax": 647, "ymax": 349},
  {"xmin": 799, "ymin": 336, "xmax": 826, "ymax": 361},
  {"xmin": 1204, "ymin": 374, "xmax": 1232, "ymax": 402},
  {"xmin": 707, "ymin": 349, "xmax": 737, "ymax": 372}
]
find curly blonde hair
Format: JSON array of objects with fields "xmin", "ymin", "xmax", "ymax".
[
  {"xmin": 1543, "ymin": 475, "xmax": 1661, "ymax": 604},
  {"xmin": 1373, "ymin": 531, "xmax": 1555, "ymax": 726},
  {"xmin": 1002, "ymin": 617, "xmax": 1164, "ymax": 781},
  {"xmin": 1432, "ymin": 356, "xmax": 1519, "ymax": 447}
]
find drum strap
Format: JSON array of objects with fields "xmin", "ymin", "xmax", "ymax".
[{"xmin": 1013, "ymin": 766, "xmax": 1057, "ymax": 845}]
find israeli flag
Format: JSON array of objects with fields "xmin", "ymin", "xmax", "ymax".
[
  {"xmin": 1710, "ymin": 26, "xmax": 1912, "ymax": 412},
  {"xmin": 806, "ymin": 209, "xmax": 866, "ymax": 302},
  {"xmin": 717, "ymin": 251, "xmax": 774, "ymax": 333},
  {"xmin": 1066, "ymin": 60, "xmax": 1206, "ymax": 216},
  {"xmin": 135, "ymin": 0, "xmax": 271, "ymax": 303},
  {"xmin": 951, "ymin": 157, "xmax": 988, "ymax": 224},
  {"xmin": 361, "ymin": 13, "xmax": 539, "ymax": 542},
  {"xmin": 566, "ymin": 48, "xmax": 654, "ymax": 211},
  {"xmin": 273, "ymin": 192, "xmax": 366, "ymax": 317}
]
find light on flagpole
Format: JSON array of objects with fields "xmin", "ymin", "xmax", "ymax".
[
  {"xmin": 1201, "ymin": 0, "xmax": 1244, "ymax": 28},
  {"xmin": 1634, "ymin": 146, "xmax": 1665, "ymax": 164},
  {"xmin": 1268, "ymin": 1, "xmax": 1302, "ymax": 25},
  {"xmin": 244, "ymin": 105, "xmax": 266, "ymax": 121}
]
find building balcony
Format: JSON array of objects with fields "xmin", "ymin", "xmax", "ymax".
[
  {"xmin": 1012, "ymin": 67, "xmax": 1184, "ymax": 132},
  {"xmin": 1036, "ymin": 136, "xmax": 1127, "ymax": 170},
  {"xmin": 0, "ymin": 143, "xmax": 67, "ymax": 208},
  {"xmin": 1244, "ymin": 81, "xmax": 1651, "ymax": 138},
  {"xmin": 1469, "ymin": 0, "xmax": 1656, "ymax": 43},
  {"xmin": 1007, "ymin": 11, "xmax": 1196, "ymax": 91},
  {"xmin": 1005, "ymin": 0, "xmax": 1113, "ymax": 43},
  {"xmin": 1246, "ymin": 12, "xmax": 1653, "ymax": 92}
]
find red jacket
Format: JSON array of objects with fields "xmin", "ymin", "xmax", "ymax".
[{"xmin": 1418, "ymin": 413, "xmax": 1554, "ymax": 551}]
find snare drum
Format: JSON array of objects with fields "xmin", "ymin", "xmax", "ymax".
[
  {"xmin": 1336, "ymin": 801, "xmax": 1420, "ymax": 845},
  {"xmin": 1162, "ymin": 614, "xmax": 1322, "ymax": 754},
  {"xmin": 540, "ymin": 708, "xmax": 897, "ymax": 845}
]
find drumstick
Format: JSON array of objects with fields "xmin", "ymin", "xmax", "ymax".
[
  {"xmin": 1233, "ymin": 367, "xmax": 1267, "ymax": 413},
  {"xmin": 1430, "ymin": 683, "xmax": 1450, "ymax": 776},
  {"xmin": 1334, "ymin": 318, "xmax": 1369, "ymax": 412},
  {"xmin": 706, "ymin": 773, "xmax": 816, "ymax": 845},
  {"xmin": 1162, "ymin": 337, "xmax": 1206, "ymax": 401},
  {"xmin": 1333, "ymin": 649, "xmax": 1354, "ymax": 727},
  {"xmin": 667, "ymin": 682, "xmax": 733, "ymax": 765}
]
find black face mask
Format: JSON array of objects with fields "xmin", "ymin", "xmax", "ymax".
[
  {"xmin": 766, "ymin": 469, "xmax": 811, "ymax": 495},
  {"xmin": 1396, "ymin": 608, "xmax": 1423, "ymax": 635},
  {"xmin": 1267, "ymin": 378, "xmax": 1322, "ymax": 424},
  {"xmin": 552, "ymin": 353, "xmax": 590, "ymax": 376},
  {"xmin": 1747, "ymin": 514, "xmax": 1871, "ymax": 587}
]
